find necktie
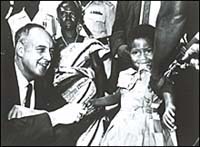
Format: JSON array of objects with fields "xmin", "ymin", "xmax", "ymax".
[
  {"xmin": 25, "ymin": 83, "xmax": 32, "ymax": 108},
  {"xmin": 142, "ymin": 1, "xmax": 151, "ymax": 24}
]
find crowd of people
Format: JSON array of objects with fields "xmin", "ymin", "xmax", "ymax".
[{"xmin": 1, "ymin": 1, "xmax": 199, "ymax": 146}]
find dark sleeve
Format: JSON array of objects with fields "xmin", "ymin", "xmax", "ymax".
[
  {"xmin": 151, "ymin": 1, "xmax": 188, "ymax": 80},
  {"xmin": 1, "ymin": 113, "xmax": 54, "ymax": 146},
  {"xmin": 90, "ymin": 51, "xmax": 107, "ymax": 97},
  {"xmin": 110, "ymin": 1, "xmax": 127, "ymax": 56}
]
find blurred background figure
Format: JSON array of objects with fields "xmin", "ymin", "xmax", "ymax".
[
  {"xmin": 8, "ymin": 1, "xmax": 57, "ymax": 45},
  {"xmin": 1, "ymin": 1, "xmax": 14, "ymax": 59}
]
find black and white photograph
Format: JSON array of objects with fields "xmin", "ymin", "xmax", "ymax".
[{"xmin": 1, "ymin": 1, "xmax": 199, "ymax": 146}]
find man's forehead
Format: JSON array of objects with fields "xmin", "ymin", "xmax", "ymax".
[
  {"xmin": 29, "ymin": 28, "xmax": 51, "ymax": 39},
  {"xmin": 27, "ymin": 28, "xmax": 53, "ymax": 45}
]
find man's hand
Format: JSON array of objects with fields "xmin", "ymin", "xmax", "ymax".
[
  {"xmin": 8, "ymin": 105, "xmax": 47, "ymax": 120},
  {"xmin": 162, "ymin": 92, "xmax": 177, "ymax": 131},
  {"xmin": 49, "ymin": 103, "xmax": 87, "ymax": 127},
  {"xmin": 162, "ymin": 103, "xmax": 177, "ymax": 131},
  {"xmin": 181, "ymin": 43, "xmax": 199, "ymax": 70}
]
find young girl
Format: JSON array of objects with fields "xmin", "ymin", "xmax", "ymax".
[{"xmin": 99, "ymin": 24, "xmax": 177, "ymax": 146}]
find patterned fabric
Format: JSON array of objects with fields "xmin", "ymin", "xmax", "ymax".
[
  {"xmin": 99, "ymin": 68, "xmax": 177, "ymax": 146},
  {"xmin": 53, "ymin": 38, "xmax": 109, "ymax": 115},
  {"xmin": 53, "ymin": 38, "xmax": 110, "ymax": 146}
]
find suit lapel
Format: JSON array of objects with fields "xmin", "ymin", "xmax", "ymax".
[{"xmin": 1, "ymin": 62, "xmax": 20, "ymax": 119}]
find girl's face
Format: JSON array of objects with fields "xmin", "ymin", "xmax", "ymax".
[{"xmin": 130, "ymin": 38, "xmax": 153, "ymax": 69}]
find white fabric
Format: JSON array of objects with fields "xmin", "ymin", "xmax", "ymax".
[
  {"xmin": 80, "ymin": 1, "xmax": 116, "ymax": 38},
  {"xmin": 76, "ymin": 117, "xmax": 107, "ymax": 146},
  {"xmin": 53, "ymin": 39, "xmax": 109, "ymax": 111},
  {"xmin": 8, "ymin": 7, "xmax": 57, "ymax": 45},
  {"xmin": 99, "ymin": 68, "xmax": 177, "ymax": 146}
]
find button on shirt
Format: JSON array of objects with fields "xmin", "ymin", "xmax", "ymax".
[{"xmin": 15, "ymin": 63, "xmax": 35, "ymax": 109}]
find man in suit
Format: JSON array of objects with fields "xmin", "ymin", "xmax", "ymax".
[{"xmin": 1, "ymin": 23, "xmax": 86, "ymax": 146}]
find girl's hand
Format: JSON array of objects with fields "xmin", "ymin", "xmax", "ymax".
[{"xmin": 162, "ymin": 103, "xmax": 177, "ymax": 131}]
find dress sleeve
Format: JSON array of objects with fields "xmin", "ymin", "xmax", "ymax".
[{"xmin": 117, "ymin": 68, "xmax": 137, "ymax": 90}]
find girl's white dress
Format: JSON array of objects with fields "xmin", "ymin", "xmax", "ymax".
[{"xmin": 99, "ymin": 68, "xmax": 177, "ymax": 146}]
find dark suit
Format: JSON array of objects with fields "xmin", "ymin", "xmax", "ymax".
[
  {"xmin": 1, "ymin": 61, "xmax": 66, "ymax": 146},
  {"xmin": 1, "ymin": 60, "xmax": 101, "ymax": 146},
  {"xmin": 174, "ymin": 2, "xmax": 199, "ymax": 146},
  {"xmin": 152, "ymin": 2, "xmax": 199, "ymax": 145}
]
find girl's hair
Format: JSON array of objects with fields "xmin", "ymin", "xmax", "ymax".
[{"xmin": 127, "ymin": 24, "xmax": 155, "ymax": 51}]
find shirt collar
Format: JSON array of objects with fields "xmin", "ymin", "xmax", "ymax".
[
  {"xmin": 15, "ymin": 62, "xmax": 34, "ymax": 88},
  {"xmin": 14, "ymin": 8, "xmax": 27, "ymax": 20}
]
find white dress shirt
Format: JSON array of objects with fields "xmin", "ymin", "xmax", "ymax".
[
  {"xmin": 15, "ymin": 63, "xmax": 35, "ymax": 109},
  {"xmin": 80, "ymin": 1, "xmax": 116, "ymax": 39},
  {"xmin": 8, "ymin": 7, "xmax": 57, "ymax": 45}
]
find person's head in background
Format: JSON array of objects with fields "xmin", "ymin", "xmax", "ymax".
[
  {"xmin": 127, "ymin": 24, "xmax": 155, "ymax": 70},
  {"xmin": 14, "ymin": 24, "xmax": 54, "ymax": 81},
  {"xmin": 57, "ymin": 1, "xmax": 82, "ymax": 31}
]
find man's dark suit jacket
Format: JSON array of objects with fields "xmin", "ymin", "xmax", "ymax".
[
  {"xmin": 1, "ymin": 61, "xmax": 102, "ymax": 146},
  {"xmin": 1, "ymin": 61, "xmax": 66, "ymax": 146}
]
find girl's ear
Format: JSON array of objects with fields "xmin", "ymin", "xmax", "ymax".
[{"xmin": 15, "ymin": 41, "xmax": 25, "ymax": 58}]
